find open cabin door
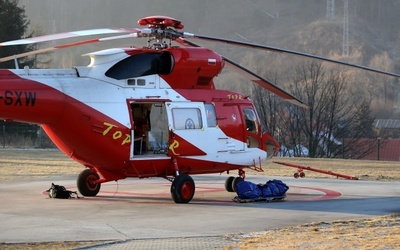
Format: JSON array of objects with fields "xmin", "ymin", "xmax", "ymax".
[{"xmin": 128, "ymin": 101, "xmax": 169, "ymax": 159}]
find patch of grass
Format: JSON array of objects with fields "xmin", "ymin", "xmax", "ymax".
[
  {"xmin": 2, "ymin": 149, "xmax": 400, "ymax": 181},
  {"xmin": 255, "ymin": 157, "xmax": 400, "ymax": 181},
  {"xmin": 0, "ymin": 149, "xmax": 82, "ymax": 180},
  {"xmin": 0, "ymin": 241, "xmax": 109, "ymax": 250},
  {"xmin": 231, "ymin": 214, "xmax": 400, "ymax": 250}
]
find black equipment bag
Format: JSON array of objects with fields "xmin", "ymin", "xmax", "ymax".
[{"xmin": 47, "ymin": 183, "xmax": 79, "ymax": 199}]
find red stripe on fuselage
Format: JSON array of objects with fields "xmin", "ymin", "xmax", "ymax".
[
  {"xmin": 0, "ymin": 69, "xmax": 131, "ymax": 173},
  {"xmin": 0, "ymin": 70, "xmax": 65, "ymax": 124}
]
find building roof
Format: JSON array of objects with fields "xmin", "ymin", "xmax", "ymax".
[{"xmin": 373, "ymin": 119, "xmax": 400, "ymax": 129}]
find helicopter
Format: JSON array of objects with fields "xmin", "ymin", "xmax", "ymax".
[{"xmin": 0, "ymin": 16, "xmax": 399, "ymax": 203}]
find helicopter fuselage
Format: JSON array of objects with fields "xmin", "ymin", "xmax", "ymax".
[{"xmin": 0, "ymin": 46, "xmax": 277, "ymax": 183}]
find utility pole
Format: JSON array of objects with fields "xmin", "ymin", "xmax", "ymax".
[
  {"xmin": 2, "ymin": 122, "xmax": 5, "ymax": 148},
  {"xmin": 327, "ymin": 0, "xmax": 335, "ymax": 19},
  {"xmin": 342, "ymin": 0, "xmax": 349, "ymax": 56}
]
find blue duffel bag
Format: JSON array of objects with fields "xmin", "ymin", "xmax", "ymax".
[
  {"xmin": 235, "ymin": 181, "xmax": 262, "ymax": 199},
  {"xmin": 236, "ymin": 179, "xmax": 289, "ymax": 199},
  {"xmin": 258, "ymin": 179, "xmax": 289, "ymax": 197}
]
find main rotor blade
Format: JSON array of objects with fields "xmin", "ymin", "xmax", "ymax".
[
  {"xmin": 0, "ymin": 28, "xmax": 140, "ymax": 46},
  {"xmin": 183, "ymin": 33, "xmax": 400, "ymax": 78},
  {"xmin": 223, "ymin": 57, "xmax": 308, "ymax": 108},
  {"xmin": 176, "ymin": 37, "xmax": 308, "ymax": 108},
  {"xmin": 0, "ymin": 33, "xmax": 140, "ymax": 63}
]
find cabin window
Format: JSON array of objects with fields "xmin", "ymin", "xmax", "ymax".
[
  {"xmin": 172, "ymin": 108, "xmax": 203, "ymax": 130},
  {"xmin": 105, "ymin": 52, "xmax": 174, "ymax": 80},
  {"xmin": 243, "ymin": 108, "xmax": 258, "ymax": 134},
  {"xmin": 205, "ymin": 104, "xmax": 217, "ymax": 127}
]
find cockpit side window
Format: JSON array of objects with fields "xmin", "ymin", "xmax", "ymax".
[
  {"xmin": 205, "ymin": 104, "xmax": 217, "ymax": 127},
  {"xmin": 105, "ymin": 52, "xmax": 173, "ymax": 80},
  {"xmin": 243, "ymin": 108, "xmax": 258, "ymax": 134}
]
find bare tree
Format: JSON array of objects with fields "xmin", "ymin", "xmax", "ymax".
[
  {"xmin": 251, "ymin": 71, "xmax": 281, "ymax": 134},
  {"xmin": 254, "ymin": 61, "xmax": 377, "ymax": 158},
  {"xmin": 28, "ymin": 24, "xmax": 53, "ymax": 68},
  {"xmin": 367, "ymin": 51, "xmax": 398, "ymax": 118}
]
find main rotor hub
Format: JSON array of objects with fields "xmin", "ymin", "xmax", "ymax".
[
  {"xmin": 137, "ymin": 16, "xmax": 184, "ymax": 30},
  {"xmin": 137, "ymin": 16, "xmax": 184, "ymax": 50}
]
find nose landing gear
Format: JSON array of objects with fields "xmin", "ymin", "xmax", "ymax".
[{"xmin": 224, "ymin": 169, "xmax": 245, "ymax": 192}]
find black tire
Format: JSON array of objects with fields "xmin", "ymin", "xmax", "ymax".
[
  {"xmin": 225, "ymin": 176, "xmax": 235, "ymax": 192},
  {"xmin": 170, "ymin": 174, "xmax": 195, "ymax": 203},
  {"xmin": 77, "ymin": 169, "xmax": 101, "ymax": 196},
  {"xmin": 232, "ymin": 177, "xmax": 244, "ymax": 192}
]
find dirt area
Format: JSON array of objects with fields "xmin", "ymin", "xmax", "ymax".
[
  {"xmin": 1, "ymin": 149, "xmax": 400, "ymax": 249},
  {"xmin": 0, "ymin": 241, "xmax": 108, "ymax": 250}
]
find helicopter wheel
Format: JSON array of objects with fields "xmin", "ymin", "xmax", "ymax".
[
  {"xmin": 232, "ymin": 177, "xmax": 244, "ymax": 192},
  {"xmin": 170, "ymin": 174, "xmax": 195, "ymax": 203},
  {"xmin": 77, "ymin": 169, "xmax": 101, "ymax": 196},
  {"xmin": 224, "ymin": 176, "xmax": 236, "ymax": 192}
]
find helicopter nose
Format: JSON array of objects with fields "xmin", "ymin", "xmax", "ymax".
[{"xmin": 262, "ymin": 131, "xmax": 280, "ymax": 159}]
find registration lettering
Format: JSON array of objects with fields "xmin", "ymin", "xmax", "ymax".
[{"xmin": 0, "ymin": 90, "xmax": 36, "ymax": 107}]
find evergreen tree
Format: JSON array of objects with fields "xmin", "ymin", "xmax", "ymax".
[
  {"xmin": 0, "ymin": 0, "xmax": 39, "ymax": 147},
  {"xmin": 0, "ymin": 0, "xmax": 33, "ymax": 68}
]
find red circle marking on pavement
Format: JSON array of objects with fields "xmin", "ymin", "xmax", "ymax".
[{"xmin": 288, "ymin": 186, "xmax": 342, "ymax": 201}]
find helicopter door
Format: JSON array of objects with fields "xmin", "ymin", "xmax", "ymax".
[
  {"xmin": 128, "ymin": 103, "xmax": 150, "ymax": 159},
  {"xmin": 128, "ymin": 102, "xmax": 169, "ymax": 159},
  {"xmin": 165, "ymin": 102, "xmax": 206, "ymax": 156}
]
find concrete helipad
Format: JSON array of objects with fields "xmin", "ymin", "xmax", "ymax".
[{"xmin": 1, "ymin": 174, "xmax": 400, "ymax": 249}]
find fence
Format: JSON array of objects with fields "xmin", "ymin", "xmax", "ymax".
[
  {"xmin": 1, "ymin": 122, "xmax": 55, "ymax": 148},
  {"xmin": 276, "ymin": 137, "xmax": 399, "ymax": 161}
]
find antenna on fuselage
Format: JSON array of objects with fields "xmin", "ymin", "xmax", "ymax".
[{"xmin": 13, "ymin": 55, "xmax": 19, "ymax": 69}]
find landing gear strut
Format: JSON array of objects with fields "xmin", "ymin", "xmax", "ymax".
[
  {"xmin": 77, "ymin": 169, "xmax": 101, "ymax": 196},
  {"xmin": 170, "ymin": 174, "xmax": 195, "ymax": 203}
]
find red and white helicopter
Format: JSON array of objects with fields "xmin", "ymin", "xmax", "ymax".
[{"xmin": 0, "ymin": 16, "xmax": 398, "ymax": 203}]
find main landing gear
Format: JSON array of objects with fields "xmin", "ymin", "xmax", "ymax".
[
  {"xmin": 170, "ymin": 174, "xmax": 195, "ymax": 203},
  {"xmin": 224, "ymin": 169, "xmax": 245, "ymax": 193},
  {"xmin": 76, "ymin": 168, "xmax": 243, "ymax": 203},
  {"xmin": 76, "ymin": 167, "xmax": 196, "ymax": 203},
  {"xmin": 77, "ymin": 169, "xmax": 101, "ymax": 196}
]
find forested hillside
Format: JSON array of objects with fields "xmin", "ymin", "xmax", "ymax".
[
  {"xmin": 18, "ymin": 0, "xmax": 400, "ymax": 66},
  {"xmin": 17, "ymin": 1, "xmax": 400, "ymax": 110}
]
